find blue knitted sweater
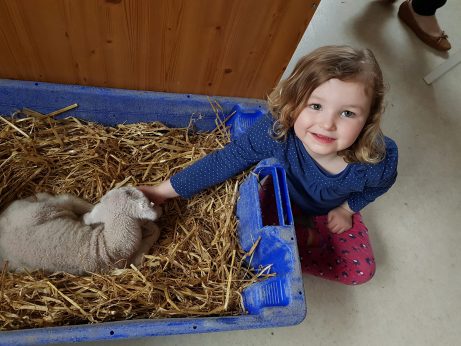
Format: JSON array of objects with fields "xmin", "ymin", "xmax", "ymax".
[{"xmin": 171, "ymin": 114, "xmax": 398, "ymax": 215}]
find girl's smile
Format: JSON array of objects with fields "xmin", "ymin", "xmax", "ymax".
[
  {"xmin": 311, "ymin": 132, "xmax": 336, "ymax": 144},
  {"xmin": 294, "ymin": 78, "xmax": 371, "ymax": 166}
]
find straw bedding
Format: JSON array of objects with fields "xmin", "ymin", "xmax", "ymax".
[{"xmin": 0, "ymin": 104, "xmax": 271, "ymax": 330}]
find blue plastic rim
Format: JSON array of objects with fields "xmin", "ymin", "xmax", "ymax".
[
  {"xmin": 225, "ymin": 104, "xmax": 266, "ymax": 140},
  {"xmin": 0, "ymin": 79, "xmax": 307, "ymax": 346},
  {"xmin": 0, "ymin": 79, "xmax": 267, "ymax": 131}
]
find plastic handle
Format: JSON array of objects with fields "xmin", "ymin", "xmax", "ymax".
[{"xmin": 255, "ymin": 165, "xmax": 293, "ymax": 227}]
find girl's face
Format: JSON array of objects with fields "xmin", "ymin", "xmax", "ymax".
[{"xmin": 293, "ymin": 78, "xmax": 371, "ymax": 160}]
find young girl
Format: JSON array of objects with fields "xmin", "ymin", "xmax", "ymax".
[{"xmin": 139, "ymin": 45, "xmax": 398, "ymax": 285}]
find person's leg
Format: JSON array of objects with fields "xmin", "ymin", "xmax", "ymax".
[
  {"xmin": 259, "ymin": 183, "xmax": 376, "ymax": 285},
  {"xmin": 410, "ymin": 0, "xmax": 447, "ymax": 37},
  {"xmin": 398, "ymin": 0, "xmax": 451, "ymax": 51},
  {"xmin": 296, "ymin": 213, "xmax": 376, "ymax": 285},
  {"xmin": 412, "ymin": 0, "xmax": 447, "ymax": 16}
]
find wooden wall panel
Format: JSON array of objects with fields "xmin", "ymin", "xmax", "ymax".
[{"xmin": 0, "ymin": 0, "xmax": 318, "ymax": 98}]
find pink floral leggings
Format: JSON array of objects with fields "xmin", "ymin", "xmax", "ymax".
[
  {"xmin": 258, "ymin": 178, "xmax": 375, "ymax": 285},
  {"xmin": 294, "ymin": 211, "xmax": 376, "ymax": 285}
]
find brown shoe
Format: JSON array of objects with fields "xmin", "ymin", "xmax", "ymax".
[{"xmin": 398, "ymin": 0, "xmax": 451, "ymax": 51}]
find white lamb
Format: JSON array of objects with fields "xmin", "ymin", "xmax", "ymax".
[{"xmin": 0, "ymin": 187, "xmax": 161, "ymax": 275}]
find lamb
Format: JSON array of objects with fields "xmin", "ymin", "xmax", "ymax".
[{"xmin": 0, "ymin": 187, "xmax": 161, "ymax": 275}]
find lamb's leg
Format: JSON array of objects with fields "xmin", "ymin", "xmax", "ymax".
[{"xmin": 132, "ymin": 222, "xmax": 160, "ymax": 266}]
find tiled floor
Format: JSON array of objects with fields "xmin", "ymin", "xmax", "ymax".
[{"xmin": 55, "ymin": 1, "xmax": 461, "ymax": 345}]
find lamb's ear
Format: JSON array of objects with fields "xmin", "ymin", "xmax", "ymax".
[{"xmin": 137, "ymin": 202, "xmax": 160, "ymax": 221}]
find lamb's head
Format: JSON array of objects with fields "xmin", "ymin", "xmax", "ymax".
[{"xmin": 83, "ymin": 187, "xmax": 162, "ymax": 225}]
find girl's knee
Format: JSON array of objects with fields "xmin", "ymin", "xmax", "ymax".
[{"xmin": 346, "ymin": 258, "xmax": 376, "ymax": 285}]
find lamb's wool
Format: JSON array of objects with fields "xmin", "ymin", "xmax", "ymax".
[{"xmin": 0, "ymin": 187, "xmax": 161, "ymax": 275}]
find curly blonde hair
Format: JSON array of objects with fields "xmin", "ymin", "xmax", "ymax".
[{"xmin": 267, "ymin": 45, "xmax": 386, "ymax": 164}]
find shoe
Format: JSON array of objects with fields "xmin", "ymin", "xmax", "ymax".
[
  {"xmin": 295, "ymin": 226, "xmax": 325, "ymax": 250},
  {"xmin": 398, "ymin": 0, "xmax": 451, "ymax": 51},
  {"xmin": 295, "ymin": 214, "xmax": 327, "ymax": 250}
]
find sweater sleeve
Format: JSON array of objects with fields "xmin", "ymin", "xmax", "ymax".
[
  {"xmin": 170, "ymin": 115, "xmax": 278, "ymax": 198},
  {"xmin": 348, "ymin": 137, "xmax": 398, "ymax": 212}
]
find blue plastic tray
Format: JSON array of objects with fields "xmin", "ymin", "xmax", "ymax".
[{"xmin": 0, "ymin": 79, "xmax": 306, "ymax": 345}]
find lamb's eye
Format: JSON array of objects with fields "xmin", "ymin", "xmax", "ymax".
[{"xmin": 124, "ymin": 189, "xmax": 135, "ymax": 198}]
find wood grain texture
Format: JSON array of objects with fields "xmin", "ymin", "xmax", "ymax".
[{"xmin": 0, "ymin": 0, "xmax": 318, "ymax": 98}]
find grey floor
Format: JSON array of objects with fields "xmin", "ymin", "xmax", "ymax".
[{"xmin": 55, "ymin": 0, "xmax": 461, "ymax": 345}]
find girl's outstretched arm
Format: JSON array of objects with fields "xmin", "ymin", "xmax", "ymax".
[
  {"xmin": 140, "ymin": 115, "xmax": 278, "ymax": 202},
  {"xmin": 138, "ymin": 179, "xmax": 178, "ymax": 205}
]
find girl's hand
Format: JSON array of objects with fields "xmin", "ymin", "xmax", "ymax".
[
  {"xmin": 327, "ymin": 205, "xmax": 354, "ymax": 234},
  {"xmin": 138, "ymin": 179, "xmax": 179, "ymax": 205}
]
